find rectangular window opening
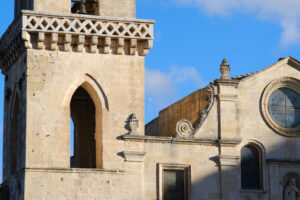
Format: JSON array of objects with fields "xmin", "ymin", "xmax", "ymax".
[{"xmin": 158, "ymin": 163, "xmax": 190, "ymax": 200}]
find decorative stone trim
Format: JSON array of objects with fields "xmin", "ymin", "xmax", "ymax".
[
  {"xmin": 22, "ymin": 11, "xmax": 154, "ymax": 39},
  {"xmin": 122, "ymin": 151, "xmax": 146, "ymax": 162},
  {"xmin": 261, "ymin": 77, "xmax": 300, "ymax": 137},
  {"xmin": 0, "ymin": 10, "xmax": 155, "ymax": 74},
  {"xmin": 176, "ymin": 119, "xmax": 194, "ymax": 138},
  {"xmin": 123, "ymin": 135, "xmax": 240, "ymax": 146},
  {"xmin": 194, "ymin": 85, "xmax": 215, "ymax": 131}
]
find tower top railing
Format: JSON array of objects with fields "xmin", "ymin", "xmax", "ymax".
[{"xmin": 0, "ymin": 10, "xmax": 155, "ymax": 74}]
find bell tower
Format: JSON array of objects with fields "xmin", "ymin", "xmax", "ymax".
[{"xmin": 0, "ymin": 0, "xmax": 154, "ymax": 199}]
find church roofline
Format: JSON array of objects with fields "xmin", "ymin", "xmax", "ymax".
[{"xmin": 232, "ymin": 56, "xmax": 300, "ymax": 82}]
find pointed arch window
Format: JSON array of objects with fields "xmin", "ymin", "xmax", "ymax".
[
  {"xmin": 241, "ymin": 145, "xmax": 262, "ymax": 190},
  {"xmin": 70, "ymin": 86, "xmax": 99, "ymax": 168}
]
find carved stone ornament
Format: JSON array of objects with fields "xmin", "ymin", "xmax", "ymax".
[
  {"xmin": 128, "ymin": 113, "xmax": 139, "ymax": 135},
  {"xmin": 194, "ymin": 85, "xmax": 215, "ymax": 131},
  {"xmin": 261, "ymin": 77, "xmax": 300, "ymax": 137},
  {"xmin": 176, "ymin": 119, "xmax": 194, "ymax": 138},
  {"xmin": 284, "ymin": 178, "xmax": 300, "ymax": 200},
  {"xmin": 220, "ymin": 58, "xmax": 231, "ymax": 80}
]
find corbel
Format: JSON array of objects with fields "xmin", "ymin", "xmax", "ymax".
[
  {"xmin": 117, "ymin": 38, "xmax": 124, "ymax": 55},
  {"xmin": 90, "ymin": 36, "xmax": 98, "ymax": 53},
  {"xmin": 130, "ymin": 39, "xmax": 137, "ymax": 55},
  {"xmin": 77, "ymin": 35, "xmax": 85, "ymax": 52},
  {"xmin": 141, "ymin": 40, "xmax": 153, "ymax": 56},
  {"xmin": 22, "ymin": 31, "xmax": 32, "ymax": 49},
  {"xmin": 103, "ymin": 37, "xmax": 111, "ymax": 54},
  {"xmin": 37, "ymin": 32, "xmax": 45, "ymax": 49},
  {"xmin": 50, "ymin": 33, "xmax": 58, "ymax": 51},
  {"xmin": 64, "ymin": 34, "xmax": 71, "ymax": 52}
]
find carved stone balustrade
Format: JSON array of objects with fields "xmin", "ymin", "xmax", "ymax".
[{"xmin": 0, "ymin": 10, "xmax": 155, "ymax": 74}]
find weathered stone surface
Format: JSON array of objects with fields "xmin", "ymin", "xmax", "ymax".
[{"xmin": 2, "ymin": 0, "xmax": 300, "ymax": 200}]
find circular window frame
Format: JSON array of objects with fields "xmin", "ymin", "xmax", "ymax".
[{"xmin": 261, "ymin": 77, "xmax": 300, "ymax": 137}]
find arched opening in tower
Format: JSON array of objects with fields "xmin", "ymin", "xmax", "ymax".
[
  {"xmin": 71, "ymin": 0, "xmax": 98, "ymax": 15},
  {"xmin": 10, "ymin": 94, "xmax": 19, "ymax": 175},
  {"xmin": 70, "ymin": 87, "xmax": 96, "ymax": 168}
]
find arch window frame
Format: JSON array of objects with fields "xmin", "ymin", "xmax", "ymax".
[
  {"xmin": 63, "ymin": 74, "xmax": 109, "ymax": 170},
  {"xmin": 240, "ymin": 142, "xmax": 265, "ymax": 192}
]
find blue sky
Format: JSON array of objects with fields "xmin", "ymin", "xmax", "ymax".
[{"xmin": 1, "ymin": 0, "xmax": 300, "ymax": 181}]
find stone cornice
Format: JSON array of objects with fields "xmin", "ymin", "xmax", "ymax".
[
  {"xmin": 266, "ymin": 159, "xmax": 300, "ymax": 166},
  {"xmin": 24, "ymin": 167, "xmax": 126, "ymax": 174},
  {"xmin": 123, "ymin": 135, "xmax": 241, "ymax": 146},
  {"xmin": 0, "ymin": 10, "xmax": 155, "ymax": 74},
  {"xmin": 215, "ymin": 78, "xmax": 239, "ymax": 87}
]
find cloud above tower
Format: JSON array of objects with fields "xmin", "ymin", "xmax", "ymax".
[{"xmin": 173, "ymin": 0, "xmax": 300, "ymax": 46}]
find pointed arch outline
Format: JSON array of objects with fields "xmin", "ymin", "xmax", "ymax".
[
  {"xmin": 62, "ymin": 73, "xmax": 108, "ymax": 169},
  {"xmin": 62, "ymin": 73, "xmax": 109, "ymax": 112}
]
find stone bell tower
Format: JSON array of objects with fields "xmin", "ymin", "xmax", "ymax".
[{"xmin": 0, "ymin": 0, "xmax": 154, "ymax": 199}]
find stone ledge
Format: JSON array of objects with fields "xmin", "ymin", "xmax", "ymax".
[
  {"xmin": 122, "ymin": 151, "xmax": 146, "ymax": 162},
  {"xmin": 24, "ymin": 167, "xmax": 126, "ymax": 174},
  {"xmin": 217, "ymin": 155, "xmax": 240, "ymax": 166},
  {"xmin": 267, "ymin": 159, "xmax": 300, "ymax": 166},
  {"xmin": 123, "ymin": 135, "xmax": 240, "ymax": 146}
]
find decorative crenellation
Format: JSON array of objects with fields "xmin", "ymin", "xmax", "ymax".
[{"xmin": 0, "ymin": 10, "xmax": 155, "ymax": 74}]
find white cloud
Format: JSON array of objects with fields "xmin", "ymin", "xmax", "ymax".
[
  {"xmin": 145, "ymin": 68, "xmax": 176, "ymax": 99},
  {"xmin": 173, "ymin": 0, "xmax": 300, "ymax": 46},
  {"xmin": 145, "ymin": 66, "xmax": 205, "ymax": 119}
]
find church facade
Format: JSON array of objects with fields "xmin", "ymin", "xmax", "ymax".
[{"xmin": 0, "ymin": 0, "xmax": 300, "ymax": 200}]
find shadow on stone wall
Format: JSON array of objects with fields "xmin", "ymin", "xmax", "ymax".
[
  {"xmin": 189, "ymin": 141, "xmax": 300, "ymax": 200},
  {"xmin": 0, "ymin": 184, "xmax": 9, "ymax": 200}
]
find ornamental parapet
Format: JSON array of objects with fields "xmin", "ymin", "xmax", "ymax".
[{"xmin": 0, "ymin": 10, "xmax": 155, "ymax": 74}]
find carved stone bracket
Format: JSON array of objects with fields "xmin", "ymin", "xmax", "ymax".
[
  {"xmin": 217, "ymin": 155, "xmax": 240, "ymax": 166},
  {"xmin": 122, "ymin": 151, "xmax": 146, "ymax": 162}
]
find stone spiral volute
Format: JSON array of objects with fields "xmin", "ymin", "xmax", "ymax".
[{"xmin": 176, "ymin": 119, "xmax": 194, "ymax": 138}]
